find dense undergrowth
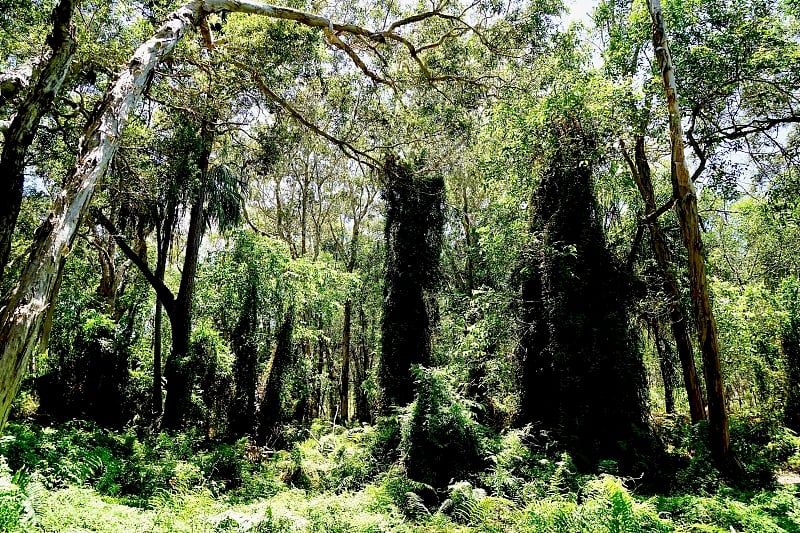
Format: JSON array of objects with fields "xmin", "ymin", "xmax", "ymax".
[{"xmin": 0, "ymin": 412, "xmax": 798, "ymax": 533}]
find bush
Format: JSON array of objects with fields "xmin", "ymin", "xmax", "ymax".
[
  {"xmin": 523, "ymin": 476, "xmax": 671, "ymax": 532},
  {"xmin": 398, "ymin": 367, "xmax": 486, "ymax": 489},
  {"xmin": 0, "ymin": 459, "xmax": 35, "ymax": 533},
  {"xmin": 656, "ymin": 415, "xmax": 800, "ymax": 493}
]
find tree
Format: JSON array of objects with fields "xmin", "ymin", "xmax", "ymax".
[
  {"xmin": 0, "ymin": 0, "xmax": 498, "ymax": 430},
  {"xmin": 0, "ymin": 0, "xmax": 78, "ymax": 283},
  {"xmin": 378, "ymin": 155, "xmax": 445, "ymax": 412},
  {"xmin": 646, "ymin": 0, "xmax": 734, "ymax": 469},
  {"xmin": 516, "ymin": 115, "xmax": 651, "ymax": 471},
  {"xmin": 621, "ymin": 136, "xmax": 706, "ymax": 422}
]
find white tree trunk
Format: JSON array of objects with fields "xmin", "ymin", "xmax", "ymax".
[{"xmin": 0, "ymin": 0, "xmax": 434, "ymax": 430}]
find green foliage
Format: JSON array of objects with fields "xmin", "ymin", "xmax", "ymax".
[
  {"xmin": 515, "ymin": 114, "xmax": 653, "ymax": 474},
  {"xmin": 655, "ymin": 487, "xmax": 800, "ymax": 533},
  {"xmin": 187, "ymin": 323, "xmax": 235, "ymax": 437},
  {"xmin": 1, "ymin": 420, "xmax": 798, "ymax": 532},
  {"xmin": 655, "ymin": 415, "xmax": 800, "ymax": 493},
  {"xmin": 399, "ymin": 367, "xmax": 485, "ymax": 488},
  {"xmin": 523, "ymin": 476, "xmax": 672, "ymax": 533},
  {"xmin": 0, "ymin": 458, "xmax": 36, "ymax": 533}
]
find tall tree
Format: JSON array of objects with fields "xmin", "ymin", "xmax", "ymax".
[
  {"xmin": 621, "ymin": 136, "xmax": 706, "ymax": 421},
  {"xmin": 0, "ymin": 0, "xmax": 489, "ymax": 430},
  {"xmin": 646, "ymin": 0, "xmax": 734, "ymax": 469},
  {"xmin": 516, "ymin": 116, "xmax": 651, "ymax": 471},
  {"xmin": 378, "ymin": 155, "xmax": 445, "ymax": 412},
  {"xmin": 0, "ymin": 0, "xmax": 78, "ymax": 282}
]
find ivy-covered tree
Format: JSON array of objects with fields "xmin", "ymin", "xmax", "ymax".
[
  {"xmin": 378, "ymin": 155, "xmax": 445, "ymax": 412},
  {"xmin": 516, "ymin": 116, "xmax": 651, "ymax": 471}
]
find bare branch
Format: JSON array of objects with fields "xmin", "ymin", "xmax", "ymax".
[{"xmin": 92, "ymin": 209, "xmax": 176, "ymax": 313}]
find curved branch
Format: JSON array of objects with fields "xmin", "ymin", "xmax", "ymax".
[
  {"xmin": 228, "ymin": 56, "xmax": 381, "ymax": 169},
  {"xmin": 92, "ymin": 209, "xmax": 176, "ymax": 314}
]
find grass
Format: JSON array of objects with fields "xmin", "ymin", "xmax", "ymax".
[{"xmin": 0, "ymin": 419, "xmax": 798, "ymax": 532}]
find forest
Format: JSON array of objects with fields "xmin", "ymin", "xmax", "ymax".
[{"xmin": 1, "ymin": 0, "xmax": 800, "ymax": 530}]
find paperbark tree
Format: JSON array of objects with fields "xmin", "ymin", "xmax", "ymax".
[
  {"xmin": 0, "ymin": 0, "xmax": 78, "ymax": 283},
  {"xmin": 647, "ymin": 0, "xmax": 734, "ymax": 469}
]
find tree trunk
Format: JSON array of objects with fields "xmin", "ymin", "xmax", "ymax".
[
  {"xmin": 230, "ymin": 276, "xmax": 259, "ymax": 437},
  {"xmin": 350, "ymin": 303, "xmax": 371, "ymax": 421},
  {"xmin": 340, "ymin": 300, "xmax": 352, "ymax": 422},
  {"xmin": 0, "ymin": 0, "xmax": 78, "ymax": 283},
  {"xmin": 259, "ymin": 308, "xmax": 293, "ymax": 446},
  {"xmin": 650, "ymin": 317, "xmax": 677, "ymax": 414},
  {"xmin": 628, "ymin": 137, "xmax": 706, "ymax": 422},
  {"xmin": 461, "ymin": 186, "xmax": 474, "ymax": 293},
  {"xmin": 339, "ymin": 219, "xmax": 360, "ymax": 422},
  {"xmin": 647, "ymin": 0, "xmax": 733, "ymax": 468},
  {"xmin": 153, "ymin": 300, "xmax": 164, "ymax": 415},
  {"xmin": 162, "ymin": 122, "xmax": 213, "ymax": 430}
]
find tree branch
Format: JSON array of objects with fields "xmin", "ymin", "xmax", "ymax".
[
  {"xmin": 92, "ymin": 209, "xmax": 176, "ymax": 313},
  {"xmin": 227, "ymin": 55, "xmax": 381, "ymax": 169}
]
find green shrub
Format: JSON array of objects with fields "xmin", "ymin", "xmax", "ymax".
[
  {"xmin": 524, "ymin": 476, "xmax": 672, "ymax": 532},
  {"xmin": 0, "ymin": 459, "xmax": 35, "ymax": 533},
  {"xmin": 399, "ymin": 367, "xmax": 485, "ymax": 489},
  {"xmin": 656, "ymin": 487, "xmax": 800, "ymax": 532}
]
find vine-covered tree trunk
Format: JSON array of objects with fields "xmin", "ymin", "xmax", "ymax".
[
  {"xmin": 340, "ymin": 300, "xmax": 353, "ymax": 421},
  {"xmin": 229, "ymin": 275, "xmax": 259, "ymax": 437},
  {"xmin": 628, "ymin": 136, "xmax": 706, "ymax": 422},
  {"xmin": 647, "ymin": 0, "xmax": 734, "ymax": 469},
  {"xmin": 339, "ymin": 219, "xmax": 360, "ymax": 422},
  {"xmin": 259, "ymin": 308, "xmax": 294, "ymax": 446},
  {"xmin": 0, "ymin": 0, "xmax": 78, "ymax": 283},
  {"xmin": 377, "ymin": 155, "xmax": 444, "ymax": 413},
  {"xmin": 516, "ymin": 118, "xmax": 651, "ymax": 471}
]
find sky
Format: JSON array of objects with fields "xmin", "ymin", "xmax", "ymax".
[{"xmin": 564, "ymin": 0, "xmax": 598, "ymax": 24}]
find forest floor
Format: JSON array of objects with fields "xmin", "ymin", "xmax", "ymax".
[{"xmin": 0, "ymin": 419, "xmax": 798, "ymax": 532}]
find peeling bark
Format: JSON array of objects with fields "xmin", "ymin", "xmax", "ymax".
[
  {"xmin": 0, "ymin": 1, "xmax": 204, "ymax": 432},
  {"xmin": 647, "ymin": 0, "xmax": 734, "ymax": 469},
  {"xmin": 0, "ymin": 0, "xmax": 79, "ymax": 283},
  {"xmin": 0, "ymin": 0, "xmax": 462, "ymax": 431}
]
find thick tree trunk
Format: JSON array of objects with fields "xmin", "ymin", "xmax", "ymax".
[
  {"xmin": 0, "ymin": 0, "xmax": 78, "ymax": 283},
  {"xmin": 153, "ymin": 300, "xmax": 164, "ymax": 414},
  {"xmin": 647, "ymin": 0, "xmax": 733, "ymax": 468},
  {"xmin": 352, "ymin": 303, "xmax": 371, "ymax": 421},
  {"xmin": 628, "ymin": 137, "xmax": 706, "ymax": 422},
  {"xmin": 230, "ymin": 278, "xmax": 259, "ymax": 437}
]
